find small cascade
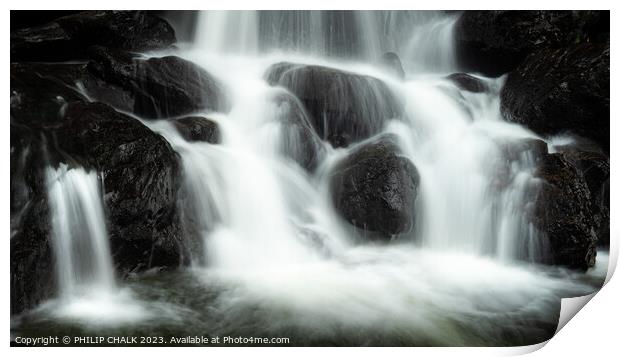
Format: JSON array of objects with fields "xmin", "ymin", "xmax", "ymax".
[
  {"xmin": 382, "ymin": 75, "xmax": 546, "ymax": 261},
  {"xmin": 46, "ymin": 164, "xmax": 116, "ymax": 297},
  {"xmin": 145, "ymin": 86, "xmax": 322, "ymax": 272}
]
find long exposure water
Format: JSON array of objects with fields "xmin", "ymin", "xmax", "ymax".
[{"xmin": 11, "ymin": 10, "xmax": 608, "ymax": 346}]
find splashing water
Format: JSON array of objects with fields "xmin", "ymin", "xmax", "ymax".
[
  {"xmin": 42, "ymin": 165, "xmax": 153, "ymax": 325},
  {"xmin": 148, "ymin": 11, "xmax": 604, "ymax": 344},
  {"xmin": 46, "ymin": 165, "xmax": 116, "ymax": 296},
  {"xmin": 194, "ymin": 10, "xmax": 458, "ymax": 73},
  {"xmin": 13, "ymin": 10, "xmax": 607, "ymax": 346}
]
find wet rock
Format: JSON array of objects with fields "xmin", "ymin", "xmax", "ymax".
[
  {"xmin": 532, "ymin": 152, "xmax": 598, "ymax": 270},
  {"xmin": 330, "ymin": 137, "xmax": 420, "ymax": 238},
  {"xmin": 270, "ymin": 91, "xmax": 326, "ymax": 172},
  {"xmin": 88, "ymin": 48, "xmax": 231, "ymax": 118},
  {"xmin": 10, "ymin": 127, "xmax": 56, "ymax": 315},
  {"xmin": 378, "ymin": 52, "xmax": 405, "ymax": 79},
  {"xmin": 501, "ymin": 43, "xmax": 609, "ymax": 153},
  {"xmin": 11, "ymin": 60, "xmax": 136, "ymax": 119},
  {"xmin": 11, "ymin": 63, "xmax": 87, "ymax": 128},
  {"xmin": 446, "ymin": 73, "xmax": 487, "ymax": 93},
  {"xmin": 10, "ymin": 99, "xmax": 188, "ymax": 313},
  {"xmin": 555, "ymin": 143, "xmax": 610, "ymax": 248},
  {"xmin": 265, "ymin": 62, "xmax": 403, "ymax": 148},
  {"xmin": 53, "ymin": 102, "xmax": 186, "ymax": 273},
  {"xmin": 173, "ymin": 116, "xmax": 220, "ymax": 144},
  {"xmin": 10, "ymin": 196, "xmax": 56, "ymax": 315},
  {"xmin": 11, "ymin": 11, "xmax": 176, "ymax": 62},
  {"xmin": 455, "ymin": 10, "xmax": 607, "ymax": 76},
  {"xmin": 11, "ymin": 10, "xmax": 80, "ymax": 31},
  {"xmin": 491, "ymin": 138, "xmax": 548, "ymax": 191}
]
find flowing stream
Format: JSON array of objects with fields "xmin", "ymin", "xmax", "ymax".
[
  {"xmin": 46, "ymin": 165, "xmax": 116, "ymax": 296},
  {"xmin": 11, "ymin": 10, "xmax": 608, "ymax": 346}
]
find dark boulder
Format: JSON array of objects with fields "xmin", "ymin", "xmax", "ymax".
[
  {"xmin": 455, "ymin": 10, "xmax": 607, "ymax": 76},
  {"xmin": 52, "ymin": 102, "xmax": 186, "ymax": 273},
  {"xmin": 501, "ymin": 43, "xmax": 609, "ymax": 153},
  {"xmin": 10, "ymin": 98, "xmax": 187, "ymax": 313},
  {"xmin": 446, "ymin": 73, "xmax": 487, "ymax": 93},
  {"xmin": 11, "ymin": 11, "xmax": 176, "ymax": 62},
  {"xmin": 12, "ymin": 53, "xmax": 230, "ymax": 122},
  {"xmin": 531, "ymin": 152, "xmax": 598, "ymax": 270},
  {"xmin": 330, "ymin": 137, "xmax": 420, "ymax": 238},
  {"xmin": 11, "ymin": 196, "xmax": 56, "ymax": 315},
  {"xmin": 11, "ymin": 60, "xmax": 135, "ymax": 121},
  {"xmin": 11, "ymin": 63, "xmax": 87, "ymax": 128},
  {"xmin": 378, "ymin": 52, "xmax": 405, "ymax": 79},
  {"xmin": 88, "ymin": 48, "xmax": 231, "ymax": 118},
  {"xmin": 10, "ymin": 128, "xmax": 56, "ymax": 315},
  {"xmin": 173, "ymin": 116, "xmax": 220, "ymax": 144},
  {"xmin": 11, "ymin": 10, "xmax": 80, "ymax": 31},
  {"xmin": 554, "ymin": 142, "xmax": 610, "ymax": 248},
  {"xmin": 265, "ymin": 62, "xmax": 403, "ymax": 148},
  {"xmin": 270, "ymin": 91, "xmax": 326, "ymax": 171}
]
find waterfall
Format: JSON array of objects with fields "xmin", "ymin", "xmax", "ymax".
[
  {"xmin": 46, "ymin": 164, "xmax": 115, "ymax": 296},
  {"xmin": 11, "ymin": 10, "xmax": 607, "ymax": 345},
  {"xmin": 169, "ymin": 10, "xmax": 549, "ymax": 269},
  {"xmin": 145, "ymin": 78, "xmax": 325, "ymax": 271},
  {"xmin": 195, "ymin": 11, "xmax": 259, "ymax": 55},
  {"xmin": 194, "ymin": 10, "xmax": 458, "ymax": 72}
]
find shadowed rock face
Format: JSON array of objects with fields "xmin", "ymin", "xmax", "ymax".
[
  {"xmin": 455, "ymin": 10, "xmax": 608, "ymax": 77},
  {"xmin": 11, "ymin": 67, "xmax": 187, "ymax": 313},
  {"xmin": 87, "ymin": 47, "xmax": 231, "ymax": 118},
  {"xmin": 330, "ymin": 137, "xmax": 420, "ymax": 239},
  {"xmin": 501, "ymin": 44, "xmax": 609, "ymax": 153},
  {"xmin": 11, "ymin": 11, "xmax": 176, "ymax": 62},
  {"xmin": 10, "ymin": 63, "xmax": 88, "ymax": 128},
  {"xmin": 265, "ymin": 62, "xmax": 403, "ymax": 148},
  {"xmin": 10, "ymin": 129, "xmax": 56, "ymax": 315},
  {"xmin": 532, "ymin": 152, "xmax": 598, "ymax": 270},
  {"xmin": 554, "ymin": 143, "xmax": 610, "ymax": 249},
  {"xmin": 53, "ymin": 102, "xmax": 186, "ymax": 274}
]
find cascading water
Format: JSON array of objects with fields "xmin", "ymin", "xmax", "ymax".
[
  {"xmin": 194, "ymin": 10, "xmax": 458, "ymax": 72},
  {"xmin": 46, "ymin": 164, "xmax": 116, "ymax": 296},
  {"xmin": 177, "ymin": 10, "xmax": 545, "ymax": 269},
  {"xmin": 129, "ymin": 11, "xmax": 602, "ymax": 345},
  {"xmin": 12, "ymin": 10, "xmax": 607, "ymax": 346},
  {"xmin": 40, "ymin": 165, "xmax": 151, "ymax": 324},
  {"xmin": 392, "ymin": 75, "xmax": 546, "ymax": 260}
]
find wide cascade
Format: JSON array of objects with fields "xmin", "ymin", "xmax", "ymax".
[
  {"xmin": 138, "ymin": 11, "xmax": 599, "ymax": 344},
  {"xmin": 10, "ymin": 10, "xmax": 608, "ymax": 347},
  {"xmin": 166, "ymin": 10, "xmax": 546, "ymax": 268}
]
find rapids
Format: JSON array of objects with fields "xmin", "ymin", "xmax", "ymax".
[{"xmin": 11, "ymin": 10, "xmax": 608, "ymax": 347}]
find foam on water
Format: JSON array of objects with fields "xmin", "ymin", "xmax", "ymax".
[{"xmin": 15, "ymin": 11, "xmax": 607, "ymax": 344}]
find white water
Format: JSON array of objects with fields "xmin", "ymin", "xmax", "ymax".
[
  {"xmin": 18, "ymin": 11, "xmax": 606, "ymax": 344},
  {"xmin": 150, "ymin": 11, "xmax": 608, "ymax": 343},
  {"xmin": 124, "ymin": 11, "xmax": 606, "ymax": 344},
  {"xmin": 46, "ymin": 165, "xmax": 115, "ymax": 296},
  {"xmin": 195, "ymin": 10, "xmax": 458, "ymax": 74}
]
